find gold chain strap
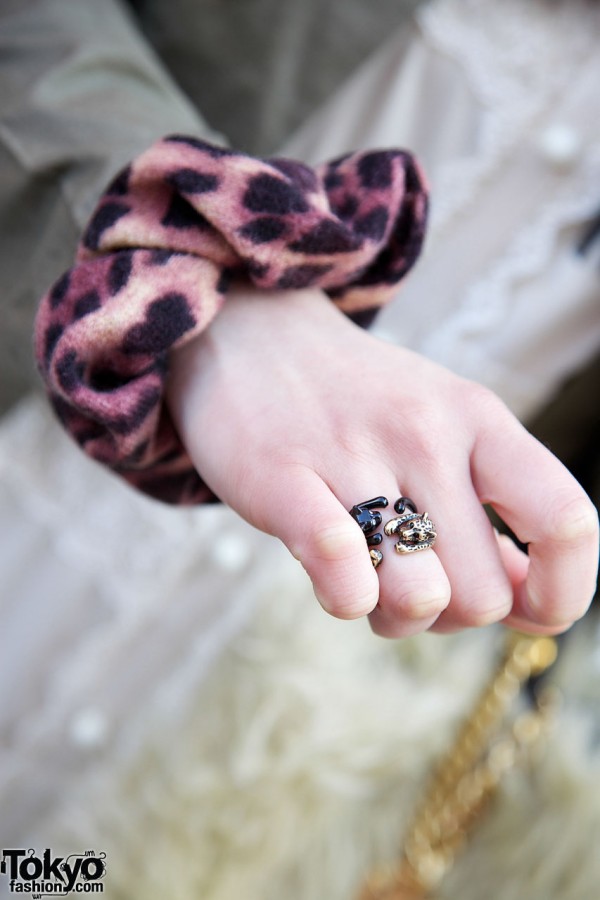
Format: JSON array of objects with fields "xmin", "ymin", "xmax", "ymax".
[{"xmin": 357, "ymin": 632, "xmax": 559, "ymax": 900}]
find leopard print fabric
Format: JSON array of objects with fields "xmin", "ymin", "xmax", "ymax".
[{"xmin": 34, "ymin": 136, "xmax": 428, "ymax": 504}]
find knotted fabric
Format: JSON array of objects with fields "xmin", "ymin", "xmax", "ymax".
[{"xmin": 34, "ymin": 136, "xmax": 428, "ymax": 504}]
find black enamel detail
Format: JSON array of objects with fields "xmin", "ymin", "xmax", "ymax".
[
  {"xmin": 349, "ymin": 496, "xmax": 389, "ymax": 550},
  {"xmin": 394, "ymin": 497, "xmax": 417, "ymax": 515}
]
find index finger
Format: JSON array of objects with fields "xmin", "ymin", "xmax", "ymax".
[{"xmin": 471, "ymin": 405, "xmax": 599, "ymax": 629}]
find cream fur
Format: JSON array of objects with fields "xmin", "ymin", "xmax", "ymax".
[{"xmin": 30, "ymin": 561, "xmax": 600, "ymax": 900}]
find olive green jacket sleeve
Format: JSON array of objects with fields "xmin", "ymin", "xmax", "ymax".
[{"xmin": 0, "ymin": 0, "xmax": 223, "ymax": 414}]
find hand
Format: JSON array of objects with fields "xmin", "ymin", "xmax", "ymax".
[{"xmin": 166, "ymin": 285, "xmax": 599, "ymax": 638}]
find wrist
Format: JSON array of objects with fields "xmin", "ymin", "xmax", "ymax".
[{"xmin": 165, "ymin": 284, "xmax": 341, "ymax": 438}]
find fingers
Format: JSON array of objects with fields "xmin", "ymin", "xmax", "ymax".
[
  {"xmin": 472, "ymin": 402, "xmax": 599, "ymax": 631},
  {"xmin": 258, "ymin": 465, "xmax": 380, "ymax": 619},
  {"xmin": 333, "ymin": 472, "xmax": 451, "ymax": 636},
  {"xmin": 421, "ymin": 469, "xmax": 514, "ymax": 632},
  {"xmin": 255, "ymin": 396, "xmax": 598, "ymax": 640},
  {"xmin": 367, "ymin": 554, "xmax": 450, "ymax": 639},
  {"xmin": 367, "ymin": 551, "xmax": 449, "ymax": 637},
  {"xmin": 265, "ymin": 458, "xmax": 511, "ymax": 637},
  {"xmin": 494, "ymin": 533, "xmax": 571, "ymax": 635},
  {"xmin": 258, "ymin": 464, "xmax": 451, "ymax": 634}
]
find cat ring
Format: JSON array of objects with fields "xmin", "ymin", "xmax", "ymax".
[
  {"xmin": 349, "ymin": 496, "xmax": 389, "ymax": 569},
  {"xmin": 383, "ymin": 497, "xmax": 437, "ymax": 554},
  {"xmin": 350, "ymin": 496, "xmax": 437, "ymax": 568}
]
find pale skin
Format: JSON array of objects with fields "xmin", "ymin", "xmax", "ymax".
[{"xmin": 166, "ymin": 285, "xmax": 599, "ymax": 639}]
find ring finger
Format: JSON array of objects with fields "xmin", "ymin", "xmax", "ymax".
[{"xmin": 337, "ymin": 473, "xmax": 451, "ymax": 637}]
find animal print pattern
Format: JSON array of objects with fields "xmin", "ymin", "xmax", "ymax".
[{"xmin": 34, "ymin": 135, "xmax": 428, "ymax": 504}]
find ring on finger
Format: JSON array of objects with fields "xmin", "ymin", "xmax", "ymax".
[
  {"xmin": 349, "ymin": 496, "xmax": 389, "ymax": 568},
  {"xmin": 384, "ymin": 496, "xmax": 437, "ymax": 554}
]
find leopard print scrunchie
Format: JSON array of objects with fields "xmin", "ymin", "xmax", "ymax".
[{"xmin": 34, "ymin": 135, "xmax": 428, "ymax": 504}]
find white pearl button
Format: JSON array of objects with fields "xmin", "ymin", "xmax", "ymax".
[
  {"xmin": 212, "ymin": 533, "xmax": 252, "ymax": 572},
  {"xmin": 69, "ymin": 707, "xmax": 109, "ymax": 748},
  {"xmin": 538, "ymin": 124, "xmax": 582, "ymax": 170}
]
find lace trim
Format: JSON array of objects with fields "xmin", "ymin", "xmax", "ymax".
[
  {"xmin": 425, "ymin": 146, "xmax": 600, "ymax": 339},
  {"xmin": 415, "ymin": 0, "xmax": 600, "ymax": 413}
]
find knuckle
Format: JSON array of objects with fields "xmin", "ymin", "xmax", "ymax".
[
  {"xmin": 444, "ymin": 576, "xmax": 514, "ymax": 628},
  {"xmin": 446, "ymin": 585, "xmax": 513, "ymax": 628},
  {"xmin": 325, "ymin": 589, "xmax": 379, "ymax": 620},
  {"xmin": 310, "ymin": 523, "xmax": 364, "ymax": 562},
  {"xmin": 465, "ymin": 599, "xmax": 513, "ymax": 628},
  {"xmin": 406, "ymin": 410, "xmax": 449, "ymax": 461},
  {"xmin": 368, "ymin": 608, "xmax": 438, "ymax": 639},
  {"xmin": 395, "ymin": 583, "xmax": 451, "ymax": 620},
  {"xmin": 467, "ymin": 381, "xmax": 508, "ymax": 417},
  {"xmin": 467, "ymin": 384, "xmax": 517, "ymax": 438},
  {"xmin": 544, "ymin": 494, "xmax": 599, "ymax": 547}
]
